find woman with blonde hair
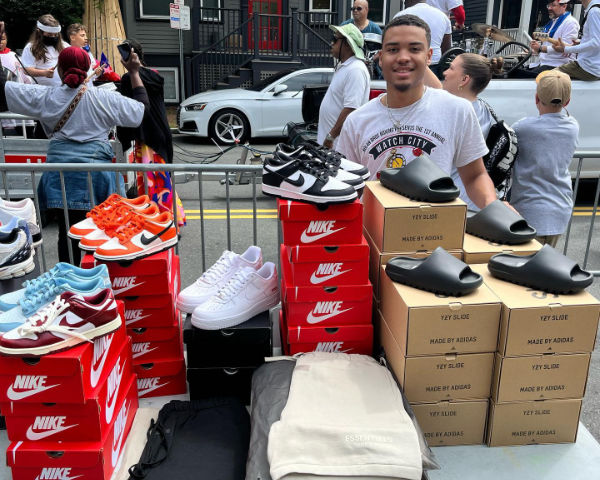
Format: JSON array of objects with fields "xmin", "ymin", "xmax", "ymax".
[{"xmin": 21, "ymin": 14, "xmax": 68, "ymax": 87}]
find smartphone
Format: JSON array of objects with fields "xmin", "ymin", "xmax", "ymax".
[{"xmin": 117, "ymin": 42, "xmax": 131, "ymax": 62}]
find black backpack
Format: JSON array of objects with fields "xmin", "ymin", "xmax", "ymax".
[{"xmin": 480, "ymin": 99, "xmax": 518, "ymax": 199}]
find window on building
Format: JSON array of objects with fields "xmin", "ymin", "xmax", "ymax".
[
  {"xmin": 139, "ymin": 0, "xmax": 170, "ymax": 20},
  {"xmin": 500, "ymin": 0, "xmax": 522, "ymax": 29},
  {"xmin": 201, "ymin": 0, "xmax": 223, "ymax": 22},
  {"xmin": 153, "ymin": 67, "xmax": 179, "ymax": 103},
  {"xmin": 368, "ymin": 0, "xmax": 386, "ymax": 25},
  {"xmin": 310, "ymin": 0, "xmax": 333, "ymax": 11}
]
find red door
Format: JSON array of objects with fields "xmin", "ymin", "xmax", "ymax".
[{"xmin": 249, "ymin": 0, "xmax": 283, "ymax": 50}]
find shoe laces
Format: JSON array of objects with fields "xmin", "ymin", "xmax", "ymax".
[
  {"xmin": 304, "ymin": 145, "xmax": 342, "ymax": 170},
  {"xmin": 18, "ymin": 297, "xmax": 91, "ymax": 343},
  {"xmin": 19, "ymin": 281, "xmax": 62, "ymax": 315},
  {"xmin": 22, "ymin": 266, "xmax": 60, "ymax": 292},
  {"xmin": 95, "ymin": 204, "xmax": 135, "ymax": 232},
  {"xmin": 215, "ymin": 269, "xmax": 252, "ymax": 302},
  {"xmin": 86, "ymin": 194, "xmax": 121, "ymax": 221},
  {"xmin": 198, "ymin": 251, "xmax": 235, "ymax": 285},
  {"xmin": 297, "ymin": 154, "xmax": 330, "ymax": 180},
  {"xmin": 115, "ymin": 215, "xmax": 145, "ymax": 243}
]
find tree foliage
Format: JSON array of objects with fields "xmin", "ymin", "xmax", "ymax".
[{"xmin": 0, "ymin": 0, "xmax": 84, "ymax": 52}]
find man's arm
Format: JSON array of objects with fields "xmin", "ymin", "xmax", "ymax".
[
  {"xmin": 451, "ymin": 5, "xmax": 465, "ymax": 29},
  {"xmin": 556, "ymin": 13, "xmax": 600, "ymax": 54},
  {"xmin": 441, "ymin": 34, "xmax": 452, "ymax": 54},
  {"xmin": 457, "ymin": 159, "xmax": 497, "ymax": 209},
  {"xmin": 425, "ymin": 67, "xmax": 442, "ymax": 89},
  {"xmin": 323, "ymin": 107, "xmax": 355, "ymax": 149}
]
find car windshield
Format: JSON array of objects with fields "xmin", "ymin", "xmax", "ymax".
[{"xmin": 247, "ymin": 69, "xmax": 299, "ymax": 91}]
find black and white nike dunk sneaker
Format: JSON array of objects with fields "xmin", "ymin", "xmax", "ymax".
[
  {"xmin": 299, "ymin": 140, "xmax": 370, "ymax": 181},
  {"xmin": 262, "ymin": 153, "xmax": 358, "ymax": 204},
  {"xmin": 0, "ymin": 229, "xmax": 34, "ymax": 280},
  {"xmin": 274, "ymin": 144, "xmax": 365, "ymax": 191}
]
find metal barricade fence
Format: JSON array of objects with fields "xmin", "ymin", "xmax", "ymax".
[{"xmin": 0, "ymin": 162, "xmax": 265, "ymax": 276}]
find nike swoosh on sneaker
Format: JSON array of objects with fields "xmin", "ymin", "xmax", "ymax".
[
  {"xmin": 309, "ymin": 269, "xmax": 351, "ymax": 285},
  {"xmin": 26, "ymin": 423, "xmax": 78, "ymax": 440},
  {"xmin": 300, "ymin": 226, "xmax": 345, "ymax": 244},
  {"xmin": 90, "ymin": 334, "xmax": 114, "ymax": 388},
  {"xmin": 113, "ymin": 281, "xmax": 146, "ymax": 296},
  {"xmin": 306, "ymin": 307, "xmax": 353, "ymax": 324},
  {"xmin": 140, "ymin": 222, "xmax": 174, "ymax": 246},
  {"xmin": 138, "ymin": 381, "xmax": 168, "ymax": 397},
  {"xmin": 284, "ymin": 175, "xmax": 304, "ymax": 187},
  {"xmin": 7, "ymin": 383, "xmax": 59, "ymax": 401}
]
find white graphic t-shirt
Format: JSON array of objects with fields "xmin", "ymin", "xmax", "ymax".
[{"xmin": 337, "ymin": 88, "xmax": 488, "ymax": 181}]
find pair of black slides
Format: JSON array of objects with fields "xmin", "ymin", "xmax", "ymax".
[{"xmin": 381, "ymin": 155, "xmax": 593, "ymax": 296}]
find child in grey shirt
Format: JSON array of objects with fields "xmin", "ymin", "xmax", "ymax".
[{"xmin": 510, "ymin": 70, "xmax": 579, "ymax": 247}]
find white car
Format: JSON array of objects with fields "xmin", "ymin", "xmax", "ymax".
[{"xmin": 177, "ymin": 68, "xmax": 334, "ymax": 144}]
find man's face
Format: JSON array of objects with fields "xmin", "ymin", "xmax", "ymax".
[
  {"xmin": 380, "ymin": 25, "xmax": 431, "ymax": 93},
  {"xmin": 351, "ymin": 1, "xmax": 368, "ymax": 23},
  {"xmin": 0, "ymin": 33, "xmax": 7, "ymax": 51},
  {"xmin": 547, "ymin": 1, "xmax": 567, "ymax": 20},
  {"xmin": 70, "ymin": 29, "xmax": 88, "ymax": 48},
  {"xmin": 331, "ymin": 33, "xmax": 343, "ymax": 57}
]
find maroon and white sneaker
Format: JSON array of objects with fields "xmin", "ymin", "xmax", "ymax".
[{"xmin": 0, "ymin": 289, "xmax": 122, "ymax": 356}]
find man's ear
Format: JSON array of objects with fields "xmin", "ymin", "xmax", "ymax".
[
  {"xmin": 427, "ymin": 47, "xmax": 433, "ymax": 65},
  {"xmin": 535, "ymin": 93, "xmax": 540, "ymax": 105}
]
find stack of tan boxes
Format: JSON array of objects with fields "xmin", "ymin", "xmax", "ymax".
[
  {"xmin": 363, "ymin": 181, "xmax": 503, "ymax": 446},
  {"xmin": 462, "ymin": 233, "xmax": 542, "ymax": 264},
  {"xmin": 473, "ymin": 265, "xmax": 600, "ymax": 447}
]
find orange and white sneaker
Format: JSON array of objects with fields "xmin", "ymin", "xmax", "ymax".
[
  {"xmin": 68, "ymin": 194, "xmax": 151, "ymax": 240},
  {"xmin": 79, "ymin": 203, "xmax": 161, "ymax": 252},
  {"xmin": 93, "ymin": 211, "xmax": 177, "ymax": 261}
]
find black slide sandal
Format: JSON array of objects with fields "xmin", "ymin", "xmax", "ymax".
[
  {"xmin": 466, "ymin": 200, "xmax": 536, "ymax": 245},
  {"xmin": 386, "ymin": 247, "xmax": 483, "ymax": 296},
  {"xmin": 379, "ymin": 154, "xmax": 460, "ymax": 203},
  {"xmin": 488, "ymin": 245, "xmax": 593, "ymax": 294}
]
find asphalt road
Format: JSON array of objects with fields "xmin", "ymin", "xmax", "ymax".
[{"xmin": 33, "ymin": 133, "xmax": 600, "ymax": 444}]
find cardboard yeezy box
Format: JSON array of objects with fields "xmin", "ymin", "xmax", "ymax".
[
  {"xmin": 411, "ymin": 400, "xmax": 489, "ymax": 446},
  {"xmin": 364, "ymin": 228, "xmax": 462, "ymax": 298},
  {"xmin": 492, "ymin": 352, "xmax": 591, "ymax": 403},
  {"xmin": 462, "ymin": 233, "xmax": 542, "ymax": 264},
  {"xmin": 7, "ymin": 376, "xmax": 138, "ymax": 480},
  {"xmin": 362, "ymin": 181, "xmax": 466, "ymax": 253},
  {"xmin": 378, "ymin": 311, "xmax": 494, "ymax": 403},
  {"xmin": 487, "ymin": 398, "xmax": 582, "ymax": 446},
  {"xmin": 379, "ymin": 266, "xmax": 502, "ymax": 355},
  {"xmin": 472, "ymin": 265, "xmax": 600, "ymax": 356},
  {"xmin": 277, "ymin": 198, "xmax": 363, "ymax": 246}
]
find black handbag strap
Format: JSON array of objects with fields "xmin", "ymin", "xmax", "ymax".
[{"xmin": 478, "ymin": 98, "xmax": 500, "ymax": 124}]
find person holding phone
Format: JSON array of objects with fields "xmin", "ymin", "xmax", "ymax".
[
  {"xmin": 21, "ymin": 14, "xmax": 69, "ymax": 87},
  {"xmin": 117, "ymin": 39, "xmax": 186, "ymax": 226},
  {"xmin": 0, "ymin": 22, "xmax": 150, "ymax": 264}
]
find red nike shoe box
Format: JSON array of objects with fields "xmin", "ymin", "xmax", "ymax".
[
  {"xmin": 0, "ymin": 317, "xmax": 128, "ymax": 405},
  {"xmin": 280, "ymin": 240, "xmax": 369, "ymax": 287},
  {"xmin": 128, "ymin": 322, "xmax": 183, "ymax": 365},
  {"xmin": 2, "ymin": 342, "xmax": 134, "ymax": 442},
  {"xmin": 280, "ymin": 310, "xmax": 373, "ymax": 355},
  {"xmin": 134, "ymin": 356, "xmax": 187, "ymax": 398},
  {"xmin": 278, "ymin": 198, "xmax": 363, "ymax": 246},
  {"xmin": 7, "ymin": 376, "xmax": 138, "ymax": 480},
  {"xmin": 81, "ymin": 250, "xmax": 178, "ymax": 297},
  {"xmin": 122, "ymin": 260, "xmax": 180, "ymax": 328}
]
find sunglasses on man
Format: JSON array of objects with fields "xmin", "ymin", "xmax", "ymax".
[
  {"xmin": 350, "ymin": 6, "xmax": 363, "ymax": 11},
  {"xmin": 331, "ymin": 35, "xmax": 343, "ymax": 43}
]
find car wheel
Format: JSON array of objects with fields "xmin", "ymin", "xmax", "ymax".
[{"xmin": 208, "ymin": 109, "xmax": 250, "ymax": 145}]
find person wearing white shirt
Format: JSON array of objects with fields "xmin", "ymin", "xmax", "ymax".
[
  {"xmin": 394, "ymin": 0, "xmax": 451, "ymax": 64},
  {"xmin": 21, "ymin": 14, "xmax": 69, "ymax": 87},
  {"xmin": 426, "ymin": 0, "xmax": 465, "ymax": 29},
  {"xmin": 530, "ymin": 1, "xmax": 579, "ymax": 72},
  {"xmin": 317, "ymin": 23, "xmax": 370, "ymax": 150},
  {"xmin": 554, "ymin": 0, "xmax": 600, "ymax": 80}
]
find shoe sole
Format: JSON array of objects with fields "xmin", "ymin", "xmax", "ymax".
[
  {"xmin": 0, "ymin": 254, "xmax": 35, "ymax": 280},
  {"xmin": 488, "ymin": 267, "xmax": 586, "ymax": 295},
  {"xmin": 0, "ymin": 315, "xmax": 122, "ymax": 357},
  {"xmin": 93, "ymin": 235, "xmax": 178, "ymax": 262},
  {"xmin": 380, "ymin": 179, "xmax": 458, "ymax": 203},
  {"xmin": 191, "ymin": 294, "xmax": 279, "ymax": 330},
  {"xmin": 68, "ymin": 230, "xmax": 92, "ymax": 240},
  {"xmin": 262, "ymin": 184, "xmax": 357, "ymax": 204},
  {"xmin": 78, "ymin": 241, "xmax": 105, "ymax": 252},
  {"xmin": 176, "ymin": 298, "xmax": 209, "ymax": 314}
]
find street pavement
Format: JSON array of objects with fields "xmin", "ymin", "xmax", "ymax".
[{"xmin": 36, "ymin": 133, "xmax": 600, "ymax": 444}]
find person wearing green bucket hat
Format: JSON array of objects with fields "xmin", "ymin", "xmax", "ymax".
[{"xmin": 317, "ymin": 23, "xmax": 370, "ymax": 149}]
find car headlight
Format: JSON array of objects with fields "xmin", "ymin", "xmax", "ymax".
[{"xmin": 185, "ymin": 103, "xmax": 207, "ymax": 111}]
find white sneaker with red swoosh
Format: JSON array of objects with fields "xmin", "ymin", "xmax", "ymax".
[
  {"xmin": 191, "ymin": 263, "xmax": 279, "ymax": 330},
  {"xmin": 0, "ymin": 289, "xmax": 121, "ymax": 357}
]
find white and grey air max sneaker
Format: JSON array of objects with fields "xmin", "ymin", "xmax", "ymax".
[
  {"xmin": 0, "ymin": 198, "xmax": 42, "ymax": 246},
  {"xmin": 0, "ymin": 229, "xmax": 34, "ymax": 280},
  {"xmin": 262, "ymin": 153, "xmax": 358, "ymax": 204}
]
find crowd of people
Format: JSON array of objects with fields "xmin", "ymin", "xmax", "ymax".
[{"xmin": 320, "ymin": 0, "xmax": 596, "ymax": 247}]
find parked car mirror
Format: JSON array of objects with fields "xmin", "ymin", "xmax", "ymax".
[{"xmin": 273, "ymin": 84, "xmax": 288, "ymax": 96}]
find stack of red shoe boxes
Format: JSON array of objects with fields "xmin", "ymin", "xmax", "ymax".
[
  {"xmin": 0, "ymin": 303, "xmax": 138, "ymax": 480},
  {"xmin": 278, "ymin": 199, "xmax": 373, "ymax": 354},
  {"xmin": 81, "ymin": 249, "xmax": 187, "ymax": 399}
]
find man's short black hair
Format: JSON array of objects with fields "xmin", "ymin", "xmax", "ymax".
[{"xmin": 383, "ymin": 15, "xmax": 431, "ymax": 47}]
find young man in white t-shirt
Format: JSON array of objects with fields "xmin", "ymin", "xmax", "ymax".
[
  {"xmin": 426, "ymin": 0, "xmax": 465, "ymax": 29},
  {"xmin": 336, "ymin": 14, "xmax": 498, "ymax": 209}
]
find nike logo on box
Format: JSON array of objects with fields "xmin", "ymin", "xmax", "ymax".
[
  {"xmin": 7, "ymin": 380, "xmax": 59, "ymax": 401},
  {"xmin": 309, "ymin": 269, "xmax": 351, "ymax": 285},
  {"xmin": 306, "ymin": 307, "xmax": 352, "ymax": 324},
  {"xmin": 140, "ymin": 222, "xmax": 174, "ymax": 245},
  {"xmin": 300, "ymin": 227, "xmax": 345, "ymax": 243},
  {"xmin": 26, "ymin": 423, "xmax": 78, "ymax": 441}
]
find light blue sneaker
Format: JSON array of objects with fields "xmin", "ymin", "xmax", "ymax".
[
  {"xmin": 0, "ymin": 275, "xmax": 112, "ymax": 333},
  {"xmin": 0, "ymin": 263, "xmax": 109, "ymax": 312},
  {"xmin": 0, "ymin": 216, "xmax": 32, "ymax": 245}
]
